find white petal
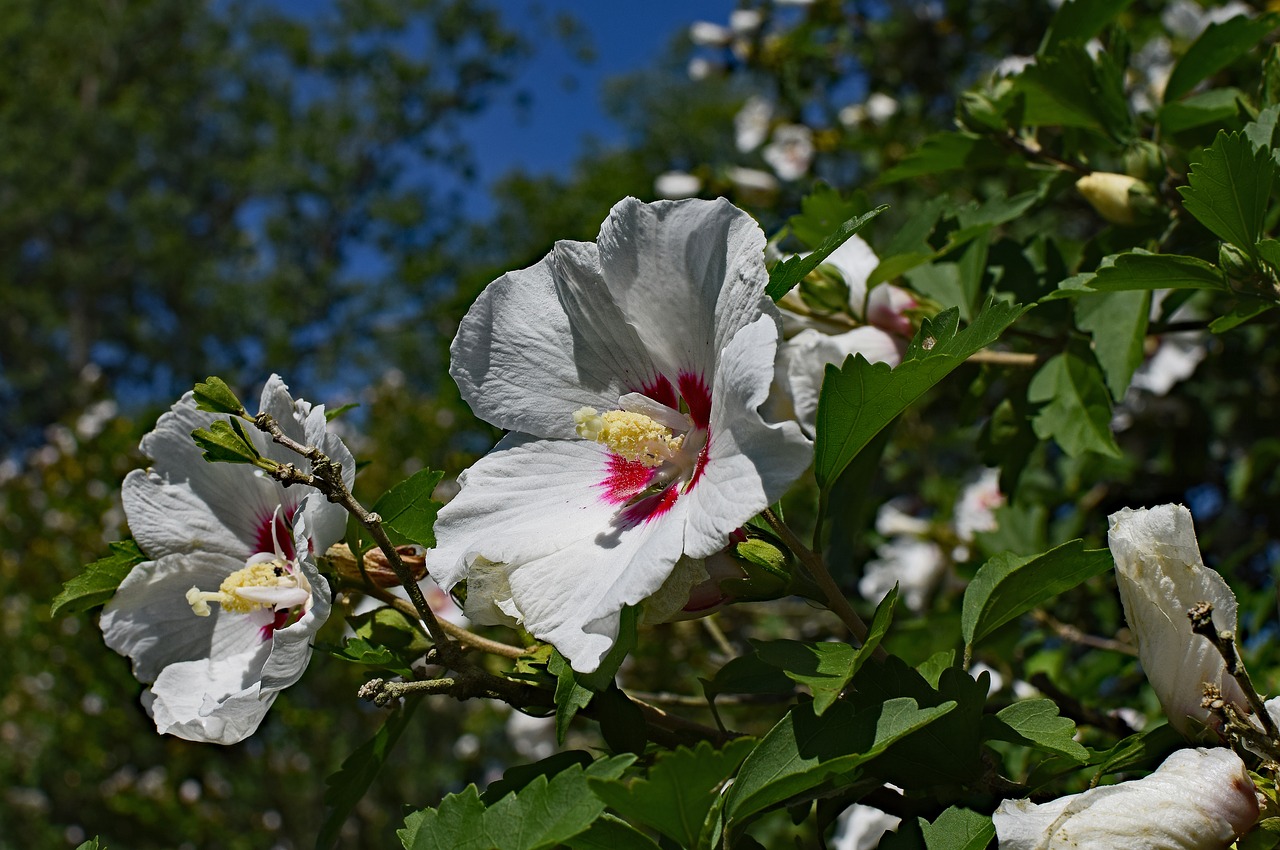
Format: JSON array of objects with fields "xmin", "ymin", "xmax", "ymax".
[
  {"xmin": 685, "ymin": 317, "xmax": 812, "ymax": 558},
  {"xmin": 820, "ymin": 235, "xmax": 879, "ymax": 316},
  {"xmin": 781, "ymin": 326, "xmax": 904, "ymax": 434},
  {"xmin": 1108, "ymin": 505, "xmax": 1247, "ymax": 738},
  {"xmin": 830, "ymin": 803, "xmax": 901, "ymax": 850},
  {"xmin": 429, "ymin": 436, "xmax": 690, "ymax": 673},
  {"xmin": 100, "ymin": 552, "xmax": 267, "ymax": 682},
  {"xmin": 994, "ymin": 747, "xmax": 1257, "ymax": 850},
  {"xmin": 865, "ymin": 284, "xmax": 918, "ymax": 337},
  {"xmin": 146, "ymin": 647, "xmax": 275, "ymax": 745},
  {"xmin": 449, "ymin": 248, "xmax": 655, "ymax": 439},
  {"xmin": 596, "ymin": 197, "xmax": 773, "ymax": 386},
  {"xmin": 258, "ymin": 553, "xmax": 330, "ymax": 693}
]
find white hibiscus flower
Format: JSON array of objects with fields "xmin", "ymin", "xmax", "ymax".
[
  {"xmin": 430, "ymin": 197, "xmax": 812, "ymax": 673},
  {"xmin": 99, "ymin": 376, "xmax": 353, "ymax": 744},
  {"xmin": 994, "ymin": 747, "xmax": 1258, "ymax": 850}
]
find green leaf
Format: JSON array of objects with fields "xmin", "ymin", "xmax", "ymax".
[
  {"xmin": 1244, "ymin": 104, "xmax": 1280, "ymax": 153},
  {"xmin": 916, "ymin": 650, "xmax": 956, "ymax": 689},
  {"xmin": 74, "ymin": 840, "xmax": 103, "ymax": 850},
  {"xmin": 1027, "ymin": 349, "xmax": 1122, "ymax": 458},
  {"xmin": 564, "ymin": 815, "xmax": 661, "ymax": 850},
  {"xmin": 1210, "ymin": 298, "xmax": 1275, "ymax": 332},
  {"xmin": 766, "ymin": 207, "xmax": 887, "ymax": 301},
  {"xmin": 372, "ymin": 468, "xmax": 445, "ymax": 549},
  {"xmin": 192, "ymin": 376, "xmax": 246, "ymax": 416},
  {"xmin": 919, "ymin": 807, "xmax": 996, "ymax": 850},
  {"xmin": 1164, "ymin": 13, "xmax": 1280, "ymax": 103},
  {"xmin": 962, "ymin": 539, "xmax": 1114, "ymax": 648},
  {"xmin": 316, "ymin": 636, "xmax": 415, "ymax": 678},
  {"xmin": 325, "ymin": 402, "xmax": 360, "ymax": 421},
  {"xmin": 880, "ymin": 133, "xmax": 1008, "ymax": 184},
  {"xmin": 319, "ymin": 697, "xmax": 420, "ymax": 850},
  {"xmin": 1179, "ymin": 131, "xmax": 1276, "ymax": 262},
  {"xmin": 1090, "ymin": 722, "xmax": 1183, "ymax": 778},
  {"xmin": 788, "ymin": 184, "xmax": 868, "ymax": 249},
  {"xmin": 755, "ymin": 640, "xmax": 856, "ymax": 716},
  {"xmin": 987, "ymin": 699, "xmax": 1089, "ymax": 762},
  {"xmin": 1159, "ymin": 87, "xmax": 1248, "ymax": 135},
  {"xmin": 482, "ymin": 752, "xmax": 594, "ymax": 805},
  {"xmin": 51, "ymin": 540, "xmax": 147, "ymax": 617},
  {"xmin": 1040, "ymin": 0, "xmax": 1135, "ymax": 52},
  {"xmin": 594, "ymin": 685, "xmax": 647, "ymax": 756},
  {"xmin": 814, "ymin": 300, "xmax": 1026, "ymax": 490},
  {"xmin": 702, "ymin": 653, "xmax": 795, "ymax": 701},
  {"xmin": 575, "ymin": 605, "xmax": 639, "ymax": 693},
  {"xmin": 1085, "ymin": 252, "xmax": 1230, "ymax": 292},
  {"xmin": 589, "ymin": 739, "xmax": 755, "ymax": 848},
  {"xmin": 350, "ymin": 606, "xmax": 430, "ymax": 656},
  {"xmin": 1017, "ymin": 45, "xmax": 1133, "ymax": 141},
  {"xmin": 549, "ymin": 650, "xmax": 594, "ymax": 745},
  {"xmin": 191, "ymin": 417, "xmax": 264, "ymax": 465},
  {"xmin": 1074, "ymin": 289, "xmax": 1151, "ymax": 399},
  {"xmin": 399, "ymin": 757, "xmax": 636, "ymax": 850},
  {"xmin": 725, "ymin": 697, "xmax": 956, "ymax": 825}
]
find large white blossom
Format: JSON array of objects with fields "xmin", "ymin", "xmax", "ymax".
[
  {"xmin": 99, "ymin": 376, "xmax": 353, "ymax": 744},
  {"xmin": 1107, "ymin": 504, "xmax": 1248, "ymax": 739},
  {"xmin": 774, "ymin": 236, "xmax": 917, "ymax": 433},
  {"xmin": 762, "ymin": 124, "xmax": 815, "ymax": 181},
  {"xmin": 431, "ymin": 197, "xmax": 812, "ymax": 673},
  {"xmin": 994, "ymin": 747, "xmax": 1259, "ymax": 850}
]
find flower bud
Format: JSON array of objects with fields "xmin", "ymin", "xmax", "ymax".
[
  {"xmin": 799, "ymin": 263, "xmax": 852, "ymax": 316},
  {"xmin": 1076, "ymin": 172, "xmax": 1151, "ymax": 226},
  {"xmin": 994, "ymin": 747, "xmax": 1259, "ymax": 850},
  {"xmin": 326, "ymin": 542, "xmax": 427, "ymax": 587},
  {"xmin": 1108, "ymin": 504, "xmax": 1248, "ymax": 739},
  {"xmin": 1218, "ymin": 242, "xmax": 1254, "ymax": 279}
]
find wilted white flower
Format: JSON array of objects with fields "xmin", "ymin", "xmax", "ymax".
[
  {"xmin": 762, "ymin": 124, "xmax": 815, "ymax": 181},
  {"xmin": 100, "ymin": 376, "xmax": 353, "ymax": 744},
  {"xmin": 734, "ymin": 96, "xmax": 774, "ymax": 153},
  {"xmin": 1108, "ymin": 504, "xmax": 1248, "ymax": 739},
  {"xmin": 994, "ymin": 747, "xmax": 1259, "ymax": 850},
  {"xmin": 430, "ymin": 198, "xmax": 811, "ymax": 673},
  {"xmin": 654, "ymin": 170, "xmax": 703, "ymax": 200}
]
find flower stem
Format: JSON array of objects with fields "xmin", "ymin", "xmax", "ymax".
[
  {"xmin": 1189, "ymin": 602, "xmax": 1280, "ymax": 741},
  {"xmin": 762, "ymin": 508, "xmax": 882, "ymax": 657},
  {"xmin": 252, "ymin": 411, "xmax": 462, "ymax": 668},
  {"xmin": 349, "ymin": 580, "xmax": 527, "ymax": 660}
]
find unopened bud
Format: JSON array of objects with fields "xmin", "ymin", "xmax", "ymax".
[
  {"xmin": 799, "ymin": 263, "xmax": 851, "ymax": 316},
  {"xmin": 1218, "ymin": 242, "xmax": 1254, "ymax": 279},
  {"xmin": 326, "ymin": 542, "xmax": 427, "ymax": 587},
  {"xmin": 1076, "ymin": 172, "xmax": 1152, "ymax": 226},
  {"xmin": 1124, "ymin": 140, "xmax": 1164, "ymax": 180}
]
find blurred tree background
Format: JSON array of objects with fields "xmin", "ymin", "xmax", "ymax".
[{"xmin": 6, "ymin": 0, "xmax": 1280, "ymax": 846}]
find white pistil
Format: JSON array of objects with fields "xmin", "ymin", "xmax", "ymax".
[{"xmin": 186, "ymin": 557, "xmax": 309, "ymax": 617}]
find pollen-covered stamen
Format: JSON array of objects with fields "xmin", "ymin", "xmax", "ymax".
[
  {"xmin": 185, "ymin": 555, "xmax": 311, "ymax": 617},
  {"xmin": 574, "ymin": 406, "xmax": 685, "ymax": 468}
]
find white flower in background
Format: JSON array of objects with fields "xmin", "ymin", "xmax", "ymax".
[
  {"xmin": 506, "ymin": 710, "xmax": 558, "ymax": 761},
  {"xmin": 99, "ymin": 376, "xmax": 354, "ymax": 744},
  {"xmin": 762, "ymin": 124, "xmax": 815, "ymax": 181},
  {"xmin": 687, "ymin": 57, "xmax": 715, "ymax": 81},
  {"xmin": 841, "ymin": 93, "xmax": 900, "ymax": 128},
  {"xmin": 1131, "ymin": 291, "xmax": 1206, "ymax": 396},
  {"xmin": 734, "ymin": 95, "xmax": 774, "ymax": 153},
  {"xmin": 858, "ymin": 536, "xmax": 946, "ymax": 612},
  {"xmin": 689, "ymin": 21, "xmax": 732, "ymax": 47},
  {"xmin": 830, "ymin": 803, "xmax": 901, "ymax": 850},
  {"xmin": 654, "ymin": 170, "xmax": 703, "ymax": 200},
  {"xmin": 994, "ymin": 747, "xmax": 1259, "ymax": 850},
  {"xmin": 1163, "ymin": 0, "xmax": 1253, "ymax": 40},
  {"xmin": 1107, "ymin": 504, "xmax": 1248, "ymax": 739},
  {"xmin": 953, "ymin": 467, "xmax": 1004, "ymax": 559},
  {"xmin": 726, "ymin": 165, "xmax": 780, "ymax": 196},
  {"xmin": 431, "ymin": 198, "xmax": 812, "ymax": 673},
  {"xmin": 993, "ymin": 55, "xmax": 1035, "ymax": 78},
  {"xmin": 729, "ymin": 9, "xmax": 763, "ymax": 34},
  {"xmin": 773, "ymin": 236, "xmax": 917, "ymax": 433}
]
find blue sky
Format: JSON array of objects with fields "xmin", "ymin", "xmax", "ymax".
[{"xmin": 460, "ymin": 1, "xmax": 733, "ymax": 206}]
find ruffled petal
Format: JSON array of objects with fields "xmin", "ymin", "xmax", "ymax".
[
  {"xmin": 685, "ymin": 317, "xmax": 812, "ymax": 559},
  {"xmin": 429, "ymin": 435, "xmax": 689, "ymax": 672},
  {"xmin": 146, "ymin": 646, "xmax": 275, "ymax": 745},
  {"xmin": 780, "ymin": 326, "xmax": 905, "ymax": 434},
  {"xmin": 258, "ymin": 552, "xmax": 331, "ymax": 693},
  {"xmin": 1108, "ymin": 504, "xmax": 1247, "ymax": 738},
  {"xmin": 596, "ymin": 197, "xmax": 774, "ymax": 383},
  {"xmin": 100, "ymin": 552, "xmax": 267, "ymax": 682}
]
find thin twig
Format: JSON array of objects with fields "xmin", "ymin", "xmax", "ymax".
[
  {"xmin": 967, "ymin": 350, "xmax": 1040, "ymax": 367},
  {"xmin": 701, "ymin": 616, "xmax": 736, "ymax": 659},
  {"xmin": 1189, "ymin": 602, "xmax": 1280, "ymax": 741},
  {"xmin": 355, "ymin": 582, "xmax": 527, "ymax": 660},
  {"xmin": 630, "ymin": 690, "xmax": 792, "ymax": 708},
  {"xmin": 1032, "ymin": 610, "xmax": 1137, "ymax": 657},
  {"xmin": 762, "ymin": 508, "xmax": 884, "ymax": 658}
]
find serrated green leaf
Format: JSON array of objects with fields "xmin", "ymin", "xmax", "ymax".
[
  {"xmin": 549, "ymin": 650, "xmax": 594, "ymax": 745},
  {"xmin": 918, "ymin": 807, "xmax": 996, "ymax": 850},
  {"xmin": 399, "ymin": 785, "xmax": 491, "ymax": 850},
  {"xmin": 1085, "ymin": 251, "xmax": 1230, "ymax": 292},
  {"xmin": 988, "ymin": 699, "xmax": 1089, "ymax": 762},
  {"xmin": 755, "ymin": 640, "xmax": 856, "ymax": 716},
  {"xmin": 1017, "ymin": 45, "xmax": 1133, "ymax": 141},
  {"xmin": 788, "ymin": 184, "xmax": 868, "ymax": 249},
  {"xmin": 482, "ymin": 751, "xmax": 594, "ymax": 805},
  {"xmin": 564, "ymin": 815, "xmax": 661, "ymax": 850},
  {"xmin": 1039, "ymin": 0, "xmax": 1135, "ymax": 53},
  {"xmin": 1089, "ymin": 722, "xmax": 1182, "ymax": 778},
  {"xmin": 589, "ymin": 739, "xmax": 755, "ymax": 848},
  {"xmin": 1027, "ymin": 349, "xmax": 1122, "ymax": 458},
  {"xmin": 1164, "ymin": 13, "xmax": 1280, "ymax": 103},
  {"xmin": 51, "ymin": 540, "xmax": 147, "ymax": 617},
  {"xmin": 191, "ymin": 417, "xmax": 264, "ymax": 465},
  {"xmin": 814, "ymin": 300, "xmax": 1026, "ymax": 490},
  {"xmin": 1245, "ymin": 104, "xmax": 1280, "ymax": 152},
  {"xmin": 880, "ymin": 133, "xmax": 1008, "ymax": 184},
  {"xmin": 962, "ymin": 539, "xmax": 1114, "ymax": 648},
  {"xmin": 1074, "ymin": 289, "xmax": 1150, "ymax": 399},
  {"xmin": 1179, "ymin": 131, "xmax": 1276, "ymax": 261},
  {"xmin": 319, "ymin": 697, "xmax": 420, "ymax": 850},
  {"xmin": 725, "ymin": 697, "xmax": 955, "ymax": 825},
  {"xmin": 372, "ymin": 468, "xmax": 445, "ymax": 549},
  {"xmin": 316, "ymin": 636, "xmax": 415, "ymax": 678},
  {"xmin": 350, "ymin": 606, "xmax": 431, "ymax": 656},
  {"xmin": 192, "ymin": 376, "xmax": 246, "ymax": 416},
  {"xmin": 916, "ymin": 650, "xmax": 956, "ymax": 689},
  {"xmin": 766, "ymin": 207, "xmax": 887, "ymax": 301}
]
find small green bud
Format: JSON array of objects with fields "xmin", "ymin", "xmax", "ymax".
[
  {"xmin": 799, "ymin": 263, "xmax": 851, "ymax": 315},
  {"xmin": 1123, "ymin": 140, "xmax": 1164, "ymax": 181},
  {"xmin": 958, "ymin": 90, "xmax": 1004, "ymax": 134},
  {"xmin": 1218, "ymin": 242, "xmax": 1254, "ymax": 279},
  {"xmin": 719, "ymin": 537, "xmax": 792, "ymax": 602}
]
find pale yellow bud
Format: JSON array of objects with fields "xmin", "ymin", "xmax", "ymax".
[{"xmin": 1076, "ymin": 172, "xmax": 1145, "ymax": 226}]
